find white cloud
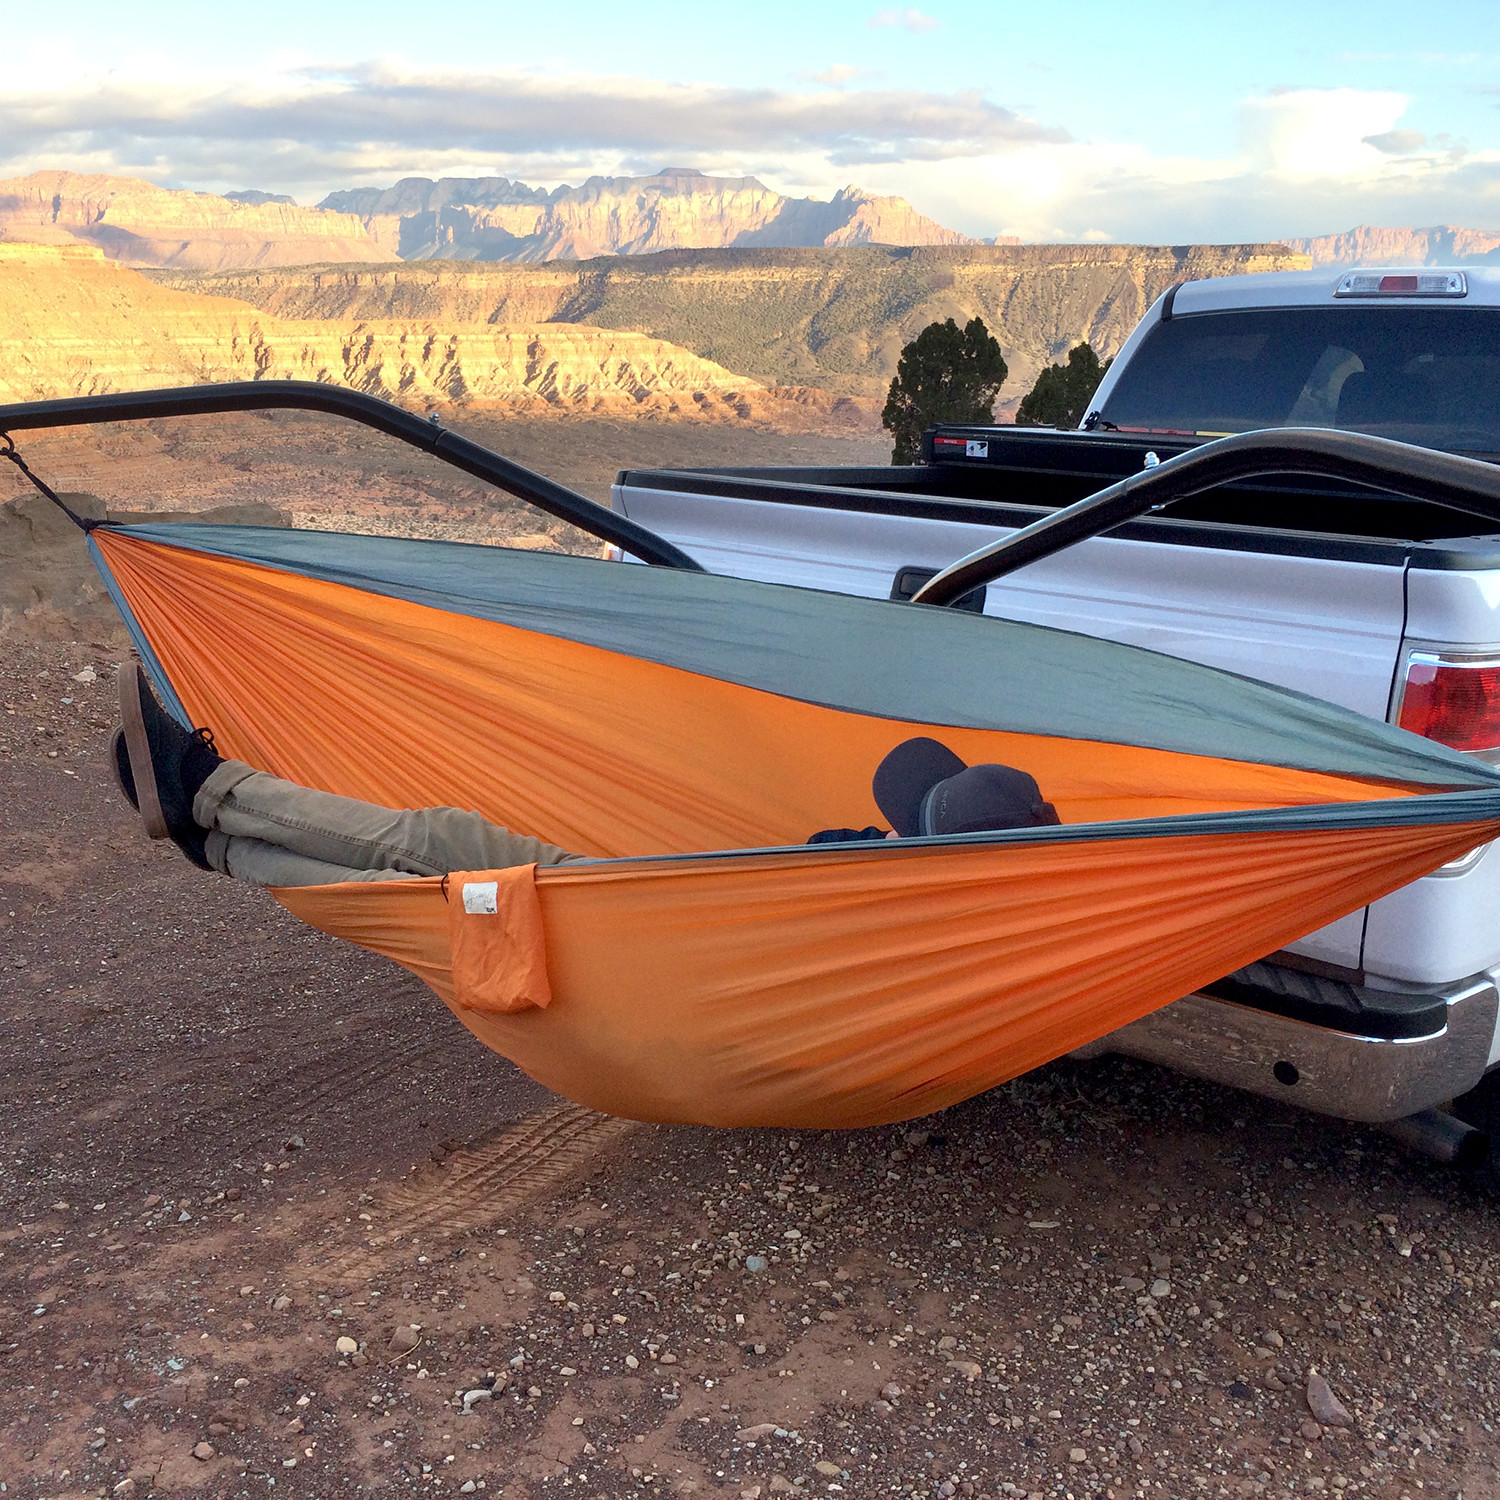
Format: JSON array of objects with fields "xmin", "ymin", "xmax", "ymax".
[
  {"xmin": 803, "ymin": 64, "xmax": 867, "ymax": 87},
  {"xmin": 1237, "ymin": 87, "xmax": 1409, "ymax": 177},
  {"xmin": 0, "ymin": 61, "xmax": 1063, "ymax": 199},
  {"xmin": 845, "ymin": 88, "xmax": 1500, "ymax": 244},
  {"xmin": 867, "ymin": 8, "xmax": 940, "ymax": 32},
  {"xmin": 0, "ymin": 68, "xmax": 1496, "ymax": 246}
]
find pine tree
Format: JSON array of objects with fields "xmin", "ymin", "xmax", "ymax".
[
  {"xmin": 1015, "ymin": 343, "xmax": 1112, "ymax": 429},
  {"xmin": 882, "ymin": 317, "xmax": 1008, "ymax": 464}
]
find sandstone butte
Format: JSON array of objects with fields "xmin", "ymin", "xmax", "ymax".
[
  {"xmin": 155, "ymin": 241, "xmax": 1314, "ymax": 400},
  {"xmin": 0, "ymin": 243, "xmax": 771, "ymax": 414}
]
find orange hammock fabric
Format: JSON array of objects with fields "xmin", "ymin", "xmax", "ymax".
[{"xmin": 89, "ymin": 523, "xmax": 1500, "ymax": 1127}]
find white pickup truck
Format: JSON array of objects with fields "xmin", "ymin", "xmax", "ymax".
[{"xmin": 612, "ymin": 266, "xmax": 1500, "ymax": 1166}]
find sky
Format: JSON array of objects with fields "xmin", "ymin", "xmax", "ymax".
[{"xmin": 5, "ymin": 0, "xmax": 1500, "ymax": 243}]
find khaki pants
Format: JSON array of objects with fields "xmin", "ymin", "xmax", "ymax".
[{"xmin": 195, "ymin": 760, "xmax": 583, "ymax": 887}]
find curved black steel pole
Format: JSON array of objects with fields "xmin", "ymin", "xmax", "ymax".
[
  {"xmin": 0, "ymin": 381, "xmax": 704, "ymax": 571},
  {"xmin": 911, "ymin": 427, "xmax": 1500, "ymax": 607}
]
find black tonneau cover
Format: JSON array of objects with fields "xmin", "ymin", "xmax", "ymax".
[{"xmin": 618, "ymin": 425, "xmax": 1500, "ymax": 568}]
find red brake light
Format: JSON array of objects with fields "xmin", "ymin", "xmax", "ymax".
[
  {"xmin": 1396, "ymin": 654, "xmax": 1500, "ymax": 753},
  {"xmin": 1378, "ymin": 275, "xmax": 1420, "ymax": 294}
]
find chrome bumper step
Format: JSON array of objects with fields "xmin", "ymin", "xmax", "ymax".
[{"xmin": 1072, "ymin": 969, "xmax": 1497, "ymax": 1123}]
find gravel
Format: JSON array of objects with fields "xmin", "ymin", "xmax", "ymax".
[{"xmin": 4, "ymin": 638, "xmax": 1500, "ymax": 1498}]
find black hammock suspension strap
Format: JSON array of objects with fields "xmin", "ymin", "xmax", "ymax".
[{"xmin": 0, "ymin": 432, "xmax": 97, "ymax": 532}]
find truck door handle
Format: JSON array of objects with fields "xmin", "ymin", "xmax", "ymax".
[{"xmin": 890, "ymin": 566, "xmax": 987, "ymax": 613}]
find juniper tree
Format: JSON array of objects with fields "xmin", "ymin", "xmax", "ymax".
[
  {"xmin": 1015, "ymin": 342, "xmax": 1112, "ymax": 429},
  {"xmin": 882, "ymin": 317, "xmax": 1008, "ymax": 464}
]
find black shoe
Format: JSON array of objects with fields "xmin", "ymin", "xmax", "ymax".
[
  {"xmin": 117, "ymin": 663, "xmax": 217, "ymax": 871},
  {"xmin": 109, "ymin": 725, "xmax": 138, "ymax": 811}
]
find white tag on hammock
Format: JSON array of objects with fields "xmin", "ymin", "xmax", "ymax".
[{"xmin": 462, "ymin": 880, "xmax": 499, "ymax": 915}]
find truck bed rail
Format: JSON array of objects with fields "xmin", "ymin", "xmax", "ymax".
[{"xmin": 912, "ymin": 428, "xmax": 1500, "ymax": 606}]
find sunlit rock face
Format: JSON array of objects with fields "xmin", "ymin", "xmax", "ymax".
[
  {"xmin": 1287, "ymin": 224, "xmax": 1500, "ymax": 267},
  {"xmin": 0, "ymin": 242, "xmax": 764, "ymax": 412},
  {"xmin": 0, "ymin": 171, "xmax": 397, "ymax": 270},
  {"xmin": 153, "ymin": 241, "xmax": 1312, "ymax": 404}
]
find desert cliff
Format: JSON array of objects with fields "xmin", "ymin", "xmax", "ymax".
[
  {"xmin": 156, "ymin": 241, "xmax": 1311, "ymax": 400},
  {"xmin": 1289, "ymin": 225, "xmax": 1500, "ymax": 266},
  {"xmin": 0, "ymin": 171, "xmax": 395, "ymax": 271},
  {"xmin": 0, "ymin": 243, "xmax": 770, "ymax": 415}
]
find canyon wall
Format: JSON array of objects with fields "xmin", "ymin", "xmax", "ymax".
[
  {"xmin": 0, "ymin": 171, "xmax": 395, "ymax": 270},
  {"xmin": 0, "ymin": 243, "xmax": 767, "ymax": 414},
  {"xmin": 157, "ymin": 241, "xmax": 1311, "ymax": 399},
  {"xmin": 1289, "ymin": 225, "xmax": 1500, "ymax": 266}
]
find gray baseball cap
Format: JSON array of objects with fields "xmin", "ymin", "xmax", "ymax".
[{"xmin": 873, "ymin": 736, "xmax": 1061, "ymax": 837}]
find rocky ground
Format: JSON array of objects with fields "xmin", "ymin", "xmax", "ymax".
[
  {"xmin": 0, "ymin": 408, "xmax": 892, "ymax": 642},
  {"xmin": 5, "ymin": 638, "xmax": 1500, "ymax": 1500},
  {"xmin": 0, "ymin": 405, "xmax": 891, "ymax": 519}
]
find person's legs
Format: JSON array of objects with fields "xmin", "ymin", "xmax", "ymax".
[
  {"xmin": 203, "ymin": 832, "xmax": 415, "ymax": 887},
  {"xmin": 194, "ymin": 760, "xmax": 583, "ymax": 879}
]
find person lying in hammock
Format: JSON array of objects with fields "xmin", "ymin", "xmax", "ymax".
[{"xmin": 110, "ymin": 664, "xmax": 1060, "ymax": 887}]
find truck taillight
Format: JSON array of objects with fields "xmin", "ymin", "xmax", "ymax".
[{"xmin": 1394, "ymin": 651, "xmax": 1500, "ymax": 755}]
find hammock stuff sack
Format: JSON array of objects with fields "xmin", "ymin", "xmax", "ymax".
[{"xmin": 88, "ymin": 520, "xmax": 1500, "ymax": 1129}]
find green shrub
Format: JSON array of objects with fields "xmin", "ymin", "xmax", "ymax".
[
  {"xmin": 1015, "ymin": 343, "xmax": 1111, "ymax": 429},
  {"xmin": 881, "ymin": 317, "xmax": 1008, "ymax": 464}
]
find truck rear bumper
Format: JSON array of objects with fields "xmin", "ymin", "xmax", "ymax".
[{"xmin": 1072, "ymin": 972, "xmax": 1497, "ymax": 1123}]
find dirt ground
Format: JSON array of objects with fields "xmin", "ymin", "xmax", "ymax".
[
  {"xmin": 0, "ymin": 405, "xmax": 893, "ymax": 642},
  {"xmin": 0, "ymin": 406, "xmax": 893, "ymax": 520},
  {"xmin": 5, "ymin": 395, "xmax": 1500, "ymax": 1500},
  {"xmin": 6, "ymin": 638, "xmax": 1500, "ymax": 1500}
]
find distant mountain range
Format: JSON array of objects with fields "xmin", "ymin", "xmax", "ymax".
[
  {"xmin": 0, "ymin": 172, "xmax": 390, "ymax": 271},
  {"xmin": 318, "ymin": 167, "xmax": 988, "ymax": 261},
  {"xmin": 4, "ymin": 166, "xmax": 1499, "ymax": 275},
  {"xmin": 0, "ymin": 169, "xmax": 986, "ymax": 270},
  {"xmin": 1286, "ymin": 225, "xmax": 1500, "ymax": 267}
]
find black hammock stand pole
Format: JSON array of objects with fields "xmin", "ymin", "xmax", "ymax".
[
  {"xmin": 0, "ymin": 380, "xmax": 704, "ymax": 572},
  {"xmin": 912, "ymin": 427, "xmax": 1500, "ymax": 607}
]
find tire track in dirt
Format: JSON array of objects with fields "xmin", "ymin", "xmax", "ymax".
[
  {"xmin": 325, "ymin": 1103, "xmax": 634, "ymax": 1279},
  {"xmin": 251, "ymin": 1037, "xmax": 449, "ymax": 1126}
]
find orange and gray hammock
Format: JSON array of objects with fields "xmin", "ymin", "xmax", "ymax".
[{"xmin": 9, "ymin": 383, "xmax": 1500, "ymax": 1128}]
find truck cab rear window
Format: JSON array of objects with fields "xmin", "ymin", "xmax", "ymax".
[{"xmin": 1098, "ymin": 307, "xmax": 1500, "ymax": 455}]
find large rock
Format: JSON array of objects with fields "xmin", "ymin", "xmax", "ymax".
[{"xmin": 0, "ymin": 490, "xmax": 288, "ymax": 640}]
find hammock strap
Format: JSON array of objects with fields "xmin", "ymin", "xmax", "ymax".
[{"xmin": 0, "ymin": 432, "xmax": 97, "ymax": 532}]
